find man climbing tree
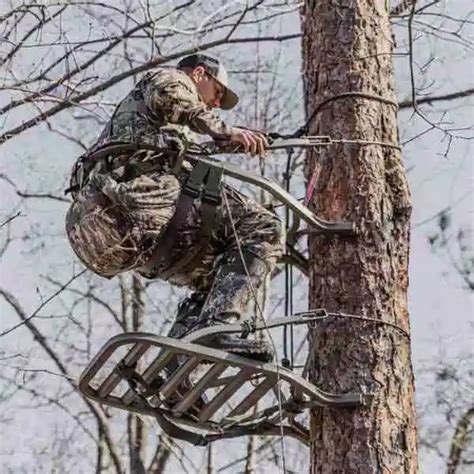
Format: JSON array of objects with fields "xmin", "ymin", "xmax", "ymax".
[
  {"xmin": 65, "ymin": 54, "xmax": 284, "ymax": 362},
  {"xmin": 301, "ymin": 1, "xmax": 418, "ymax": 472}
]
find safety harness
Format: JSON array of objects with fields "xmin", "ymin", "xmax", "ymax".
[
  {"xmin": 142, "ymin": 160, "xmax": 224, "ymax": 278},
  {"xmin": 67, "ymin": 141, "xmax": 226, "ymax": 277}
]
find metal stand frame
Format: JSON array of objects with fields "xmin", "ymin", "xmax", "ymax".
[
  {"xmin": 79, "ymin": 314, "xmax": 362, "ymax": 446},
  {"xmin": 188, "ymin": 154, "xmax": 355, "ymax": 237},
  {"xmin": 78, "ymin": 137, "xmax": 360, "ymax": 445}
]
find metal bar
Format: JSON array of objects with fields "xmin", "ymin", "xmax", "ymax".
[
  {"xmin": 203, "ymin": 419, "xmax": 310, "ymax": 446},
  {"xmin": 199, "ymin": 368, "xmax": 254, "ymax": 422},
  {"xmin": 189, "ymin": 156, "xmax": 355, "ymax": 236},
  {"xmin": 207, "ymin": 372, "xmax": 262, "ymax": 388},
  {"xmin": 173, "ymin": 363, "xmax": 227, "ymax": 414},
  {"xmin": 281, "ymin": 245, "xmax": 308, "ymax": 276},
  {"xmin": 216, "ymin": 400, "xmax": 286, "ymax": 428},
  {"xmin": 227, "ymin": 376, "xmax": 276, "ymax": 419},
  {"xmin": 122, "ymin": 350, "xmax": 174, "ymax": 405},
  {"xmin": 160, "ymin": 356, "xmax": 202, "ymax": 400},
  {"xmin": 184, "ymin": 312, "xmax": 329, "ymax": 342},
  {"xmin": 266, "ymin": 137, "xmax": 332, "ymax": 150},
  {"xmin": 84, "ymin": 142, "xmax": 354, "ymax": 235},
  {"xmin": 80, "ymin": 332, "xmax": 363, "ymax": 411},
  {"xmin": 98, "ymin": 343, "xmax": 149, "ymax": 398},
  {"xmin": 207, "ymin": 374, "xmax": 237, "ymax": 388},
  {"xmin": 291, "ymin": 383, "xmax": 305, "ymax": 403}
]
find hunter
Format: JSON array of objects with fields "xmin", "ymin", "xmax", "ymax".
[{"xmin": 65, "ymin": 53, "xmax": 284, "ymax": 362}]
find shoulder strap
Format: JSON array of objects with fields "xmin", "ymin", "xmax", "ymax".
[{"xmin": 142, "ymin": 162, "xmax": 223, "ymax": 278}]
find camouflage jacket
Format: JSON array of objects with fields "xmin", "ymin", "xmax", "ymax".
[{"xmin": 91, "ymin": 67, "xmax": 234, "ymax": 152}]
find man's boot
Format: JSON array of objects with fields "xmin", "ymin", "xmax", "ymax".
[
  {"xmin": 161, "ymin": 292, "xmax": 209, "ymax": 413},
  {"xmin": 167, "ymin": 250, "xmax": 274, "ymax": 363}
]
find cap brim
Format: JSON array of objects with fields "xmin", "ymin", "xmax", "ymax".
[{"xmin": 220, "ymin": 86, "xmax": 239, "ymax": 110}]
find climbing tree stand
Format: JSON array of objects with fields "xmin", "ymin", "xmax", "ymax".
[
  {"xmin": 79, "ymin": 313, "xmax": 362, "ymax": 446},
  {"xmin": 78, "ymin": 140, "xmax": 365, "ymax": 445}
]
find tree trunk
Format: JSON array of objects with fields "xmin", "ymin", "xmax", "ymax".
[
  {"xmin": 129, "ymin": 275, "xmax": 147, "ymax": 473},
  {"xmin": 300, "ymin": 2, "xmax": 418, "ymax": 473}
]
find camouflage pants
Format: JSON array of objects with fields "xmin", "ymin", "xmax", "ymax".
[{"xmin": 66, "ymin": 157, "xmax": 285, "ymax": 324}]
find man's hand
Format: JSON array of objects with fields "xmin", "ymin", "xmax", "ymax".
[{"xmin": 229, "ymin": 127, "xmax": 269, "ymax": 156}]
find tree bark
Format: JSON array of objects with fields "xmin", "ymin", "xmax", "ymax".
[{"xmin": 300, "ymin": 1, "xmax": 418, "ymax": 473}]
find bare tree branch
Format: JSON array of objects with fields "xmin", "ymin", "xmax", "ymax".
[
  {"xmin": 399, "ymin": 87, "xmax": 474, "ymax": 109},
  {"xmin": 390, "ymin": 0, "xmax": 419, "ymax": 17},
  {"xmin": 0, "ymin": 373, "xmax": 96, "ymax": 441},
  {"xmin": 1, "ymin": 173, "xmax": 69, "ymax": 203},
  {"xmin": 0, "ymin": 286, "xmax": 124, "ymax": 473},
  {"xmin": 0, "ymin": 32, "xmax": 299, "ymax": 147},
  {"xmin": 0, "ymin": 270, "xmax": 86, "ymax": 337},
  {"xmin": 0, "ymin": 211, "xmax": 22, "ymax": 228},
  {"xmin": 146, "ymin": 434, "xmax": 173, "ymax": 473},
  {"xmin": 1, "ymin": 5, "xmax": 69, "ymax": 66},
  {"xmin": 447, "ymin": 407, "xmax": 474, "ymax": 474}
]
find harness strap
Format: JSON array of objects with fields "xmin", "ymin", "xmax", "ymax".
[
  {"xmin": 183, "ymin": 160, "xmax": 209, "ymax": 197},
  {"xmin": 154, "ymin": 411, "xmax": 209, "ymax": 446},
  {"xmin": 65, "ymin": 139, "xmax": 184, "ymax": 195},
  {"xmin": 197, "ymin": 166, "xmax": 223, "ymax": 246},
  {"xmin": 143, "ymin": 191, "xmax": 195, "ymax": 278},
  {"xmin": 180, "ymin": 165, "xmax": 223, "ymax": 272},
  {"xmin": 142, "ymin": 162, "xmax": 223, "ymax": 278}
]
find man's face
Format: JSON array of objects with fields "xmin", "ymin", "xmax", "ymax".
[{"xmin": 190, "ymin": 66, "xmax": 225, "ymax": 109}]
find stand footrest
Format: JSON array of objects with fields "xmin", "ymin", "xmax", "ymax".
[{"xmin": 79, "ymin": 331, "xmax": 362, "ymax": 446}]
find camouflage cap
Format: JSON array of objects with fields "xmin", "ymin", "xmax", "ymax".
[{"xmin": 177, "ymin": 53, "xmax": 239, "ymax": 110}]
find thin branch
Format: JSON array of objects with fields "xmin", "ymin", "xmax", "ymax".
[
  {"xmin": 0, "ymin": 32, "xmax": 300, "ymax": 147},
  {"xmin": 0, "ymin": 286, "xmax": 124, "ymax": 473},
  {"xmin": 0, "ymin": 373, "xmax": 96, "ymax": 441},
  {"xmin": 399, "ymin": 87, "xmax": 474, "ymax": 109},
  {"xmin": 447, "ymin": 407, "xmax": 474, "ymax": 474},
  {"xmin": 1, "ymin": 5, "xmax": 68, "ymax": 66},
  {"xmin": 1, "ymin": 172, "xmax": 69, "ymax": 203},
  {"xmin": 147, "ymin": 435, "xmax": 173, "ymax": 473},
  {"xmin": 0, "ymin": 270, "xmax": 86, "ymax": 337},
  {"xmin": 217, "ymin": 438, "xmax": 277, "ymax": 472},
  {"xmin": 0, "ymin": 211, "xmax": 22, "ymax": 228},
  {"xmin": 390, "ymin": 0, "xmax": 419, "ymax": 17},
  {"xmin": 43, "ymin": 274, "xmax": 125, "ymax": 330}
]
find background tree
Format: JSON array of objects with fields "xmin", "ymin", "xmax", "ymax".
[{"xmin": 418, "ymin": 212, "xmax": 473, "ymax": 473}]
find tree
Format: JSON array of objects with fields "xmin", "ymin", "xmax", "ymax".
[{"xmin": 301, "ymin": 2, "xmax": 417, "ymax": 472}]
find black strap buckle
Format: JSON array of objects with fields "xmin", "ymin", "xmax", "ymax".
[
  {"xmin": 182, "ymin": 181, "xmax": 202, "ymax": 198},
  {"xmin": 202, "ymin": 166, "xmax": 223, "ymax": 205},
  {"xmin": 240, "ymin": 319, "xmax": 257, "ymax": 338},
  {"xmin": 183, "ymin": 162, "xmax": 210, "ymax": 198},
  {"xmin": 202, "ymin": 188, "xmax": 221, "ymax": 205}
]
